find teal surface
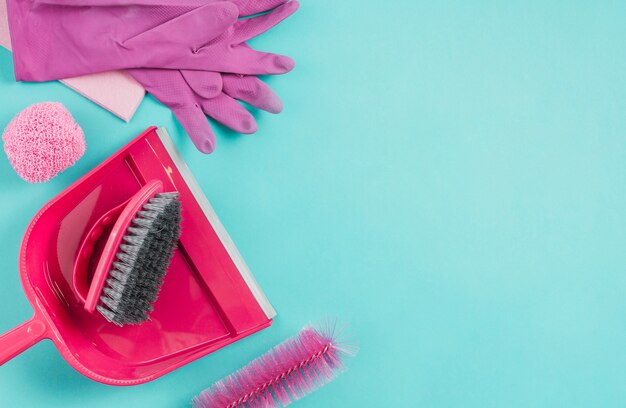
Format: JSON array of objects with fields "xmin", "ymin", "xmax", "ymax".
[{"xmin": 1, "ymin": 1, "xmax": 626, "ymax": 406}]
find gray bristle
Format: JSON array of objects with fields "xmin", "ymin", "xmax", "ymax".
[{"xmin": 97, "ymin": 191, "xmax": 182, "ymax": 326}]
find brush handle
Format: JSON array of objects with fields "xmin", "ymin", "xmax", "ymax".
[
  {"xmin": 0, "ymin": 316, "xmax": 48, "ymax": 366},
  {"xmin": 84, "ymin": 179, "xmax": 163, "ymax": 313}
]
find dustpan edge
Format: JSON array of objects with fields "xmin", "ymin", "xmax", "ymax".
[{"xmin": 154, "ymin": 127, "xmax": 277, "ymax": 320}]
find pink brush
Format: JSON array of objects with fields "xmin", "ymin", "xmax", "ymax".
[
  {"xmin": 72, "ymin": 179, "xmax": 181, "ymax": 325},
  {"xmin": 193, "ymin": 324, "xmax": 356, "ymax": 408}
]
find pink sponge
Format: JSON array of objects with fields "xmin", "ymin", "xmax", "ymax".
[{"xmin": 2, "ymin": 102, "xmax": 85, "ymax": 183}]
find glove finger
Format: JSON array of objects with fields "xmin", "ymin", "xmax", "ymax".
[
  {"xmin": 181, "ymin": 70, "xmax": 223, "ymax": 99},
  {"xmin": 201, "ymin": 94, "xmax": 258, "ymax": 134},
  {"xmin": 232, "ymin": 0, "xmax": 290, "ymax": 17},
  {"xmin": 129, "ymin": 69, "xmax": 216, "ymax": 153},
  {"xmin": 124, "ymin": 2, "xmax": 238, "ymax": 53},
  {"xmin": 171, "ymin": 104, "xmax": 217, "ymax": 154},
  {"xmin": 207, "ymin": 46, "xmax": 295, "ymax": 75},
  {"xmin": 222, "ymin": 74, "xmax": 283, "ymax": 114},
  {"xmin": 231, "ymin": 0, "xmax": 299, "ymax": 44}
]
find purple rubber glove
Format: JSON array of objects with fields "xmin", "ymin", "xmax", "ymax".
[
  {"xmin": 7, "ymin": 0, "xmax": 294, "ymax": 81},
  {"xmin": 129, "ymin": 0, "xmax": 298, "ymax": 154}
]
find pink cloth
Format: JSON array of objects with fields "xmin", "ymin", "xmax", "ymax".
[{"xmin": 0, "ymin": 0, "xmax": 144, "ymax": 122}]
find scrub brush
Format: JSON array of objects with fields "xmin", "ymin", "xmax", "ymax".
[
  {"xmin": 192, "ymin": 324, "xmax": 356, "ymax": 408},
  {"xmin": 73, "ymin": 179, "xmax": 182, "ymax": 326}
]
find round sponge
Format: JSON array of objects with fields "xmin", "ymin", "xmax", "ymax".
[{"xmin": 2, "ymin": 102, "xmax": 85, "ymax": 183}]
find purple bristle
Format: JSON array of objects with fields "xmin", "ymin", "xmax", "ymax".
[{"xmin": 193, "ymin": 324, "xmax": 355, "ymax": 408}]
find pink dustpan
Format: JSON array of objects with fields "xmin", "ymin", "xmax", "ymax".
[{"xmin": 0, "ymin": 127, "xmax": 275, "ymax": 385}]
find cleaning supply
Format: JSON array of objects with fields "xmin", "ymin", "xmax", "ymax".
[
  {"xmin": 0, "ymin": 127, "xmax": 275, "ymax": 385},
  {"xmin": 193, "ymin": 324, "xmax": 356, "ymax": 408},
  {"xmin": 128, "ymin": 0, "xmax": 298, "ymax": 153},
  {"xmin": 131, "ymin": 70, "xmax": 286, "ymax": 154},
  {"xmin": 2, "ymin": 102, "xmax": 85, "ymax": 183},
  {"xmin": 0, "ymin": 0, "xmax": 145, "ymax": 122},
  {"xmin": 72, "ymin": 180, "xmax": 181, "ymax": 326},
  {"xmin": 6, "ymin": 0, "xmax": 295, "ymax": 81}
]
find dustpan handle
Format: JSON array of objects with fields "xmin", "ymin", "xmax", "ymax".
[{"xmin": 0, "ymin": 316, "xmax": 48, "ymax": 366}]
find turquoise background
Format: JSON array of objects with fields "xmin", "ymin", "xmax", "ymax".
[{"xmin": 1, "ymin": 1, "xmax": 626, "ymax": 406}]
